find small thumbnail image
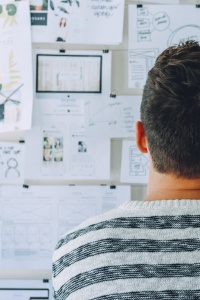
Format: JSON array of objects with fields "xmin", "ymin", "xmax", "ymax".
[
  {"xmin": 78, "ymin": 141, "xmax": 87, "ymax": 153},
  {"xmin": 43, "ymin": 136, "xmax": 53, "ymax": 149},
  {"xmin": 43, "ymin": 149, "xmax": 53, "ymax": 161},
  {"xmin": 30, "ymin": 0, "xmax": 48, "ymax": 11},
  {"xmin": 54, "ymin": 137, "xmax": 63, "ymax": 149}
]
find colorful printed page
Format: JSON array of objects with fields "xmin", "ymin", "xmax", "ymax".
[
  {"xmin": 0, "ymin": 0, "xmax": 33, "ymax": 131},
  {"xmin": 31, "ymin": 0, "xmax": 125, "ymax": 44},
  {"xmin": 128, "ymin": 5, "xmax": 200, "ymax": 88}
]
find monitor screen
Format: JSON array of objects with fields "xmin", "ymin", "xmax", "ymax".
[{"xmin": 36, "ymin": 54, "xmax": 102, "ymax": 93}]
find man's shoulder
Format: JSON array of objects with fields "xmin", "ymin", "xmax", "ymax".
[{"xmin": 54, "ymin": 204, "xmax": 127, "ymax": 253}]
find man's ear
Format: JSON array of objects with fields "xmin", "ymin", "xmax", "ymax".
[{"xmin": 135, "ymin": 121, "xmax": 148, "ymax": 153}]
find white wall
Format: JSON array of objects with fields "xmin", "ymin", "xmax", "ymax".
[{"xmin": 0, "ymin": 0, "xmax": 195, "ymax": 280}]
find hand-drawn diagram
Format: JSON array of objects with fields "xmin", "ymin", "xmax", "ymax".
[
  {"xmin": 129, "ymin": 5, "xmax": 200, "ymax": 88},
  {"xmin": 0, "ymin": 142, "xmax": 24, "ymax": 184},
  {"xmin": 85, "ymin": 96, "xmax": 141, "ymax": 138},
  {"xmin": 129, "ymin": 145, "xmax": 149, "ymax": 177}
]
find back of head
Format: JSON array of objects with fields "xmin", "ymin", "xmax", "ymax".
[{"xmin": 141, "ymin": 40, "xmax": 200, "ymax": 179}]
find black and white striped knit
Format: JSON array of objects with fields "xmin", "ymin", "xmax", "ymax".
[{"xmin": 52, "ymin": 200, "xmax": 200, "ymax": 300}]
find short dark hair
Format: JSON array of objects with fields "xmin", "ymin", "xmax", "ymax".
[{"xmin": 141, "ymin": 40, "xmax": 200, "ymax": 178}]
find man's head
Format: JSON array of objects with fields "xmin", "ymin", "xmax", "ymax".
[{"xmin": 139, "ymin": 40, "xmax": 200, "ymax": 179}]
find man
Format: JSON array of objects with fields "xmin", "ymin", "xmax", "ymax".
[{"xmin": 52, "ymin": 41, "xmax": 200, "ymax": 299}]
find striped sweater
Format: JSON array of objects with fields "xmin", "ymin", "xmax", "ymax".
[{"xmin": 52, "ymin": 200, "xmax": 200, "ymax": 300}]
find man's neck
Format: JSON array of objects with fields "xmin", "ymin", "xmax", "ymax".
[{"xmin": 145, "ymin": 168, "xmax": 200, "ymax": 201}]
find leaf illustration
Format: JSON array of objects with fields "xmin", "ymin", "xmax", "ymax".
[
  {"xmin": 3, "ymin": 15, "xmax": 9, "ymax": 28},
  {"xmin": 57, "ymin": 6, "xmax": 69, "ymax": 14},
  {"xmin": 75, "ymin": 0, "xmax": 79, "ymax": 7},
  {"xmin": 2, "ymin": 51, "xmax": 21, "ymax": 90},
  {"xmin": 50, "ymin": 0, "xmax": 54, "ymax": 10}
]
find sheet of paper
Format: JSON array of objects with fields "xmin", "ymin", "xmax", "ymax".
[
  {"xmin": 0, "ymin": 185, "xmax": 131, "ymax": 269},
  {"xmin": 121, "ymin": 140, "xmax": 149, "ymax": 184},
  {"xmin": 130, "ymin": 0, "xmax": 179, "ymax": 3},
  {"xmin": 31, "ymin": 0, "xmax": 125, "ymax": 44},
  {"xmin": 85, "ymin": 95, "xmax": 141, "ymax": 138},
  {"xmin": 69, "ymin": 123, "xmax": 110, "ymax": 179},
  {"xmin": 0, "ymin": 142, "xmax": 25, "ymax": 184},
  {"xmin": 0, "ymin": 0, "xmax": 33, "ymax": 131},
  {"xmin": 25, "ymin": 98, "xmax": 110, "ymax": 180},
  {"xmin": 34, "ymin": 49, "xmax": 112, "ymax": 98},
  {"xmin": 0, "ymin": 186, "xmax": 57, "ymax": 269},
  {"xmin": 0, "ymin": 279, "xmax": 52, "ymax": 299},
  {"xmin": 128, "ymin": 4, "xmax": 199, "ymax": 88}
]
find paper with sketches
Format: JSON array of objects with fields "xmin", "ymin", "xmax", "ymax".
[
  {"xmin": 0, "ymin": 185, "xmax": 130, "ymax": 269},
  {"xmin": 0, "ymin": 142, "xmax": 24, "ymax": 184},
  {"xmin": 85, "ymin": 95, "xmax": 141, "ymax": 138},
  {"xmin": 31, "ymin": 0, "xmax": 125, "ymax": 44},
  {"xmin": 34, "ymin": 49, "xmax": 111, "ymax": 98},
  {"xmin": 0, "ymin": 0, "xmax": 33, "ymax": 131},
  {"xmin": 128, "ymin": 5, "xmax": 199, "ymax": 88},
  {"xmin": 121, "ymin": 140, "xmax": 149, "ymax": 184},
  {"xmin": 0, "ymin": 279, "xmax": 52, "ymax": 299},
  {"xmin": 25, "ymin": 98, "xmax": 110, "ymax": 180}
]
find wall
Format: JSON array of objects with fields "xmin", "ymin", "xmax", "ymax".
[{"xmin": 0, "ymin": 0, "xmax": 195, "ymax": 282}]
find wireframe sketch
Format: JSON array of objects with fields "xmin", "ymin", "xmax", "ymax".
[
  {"xmin": 129, "ymin": 145, "xmax": 149, "ymax": 176},
  {"xmin": 129, "ymin": 5, "xmax": 200, "ymax": 88},
  {"xmin": 129, "ymin": 49, "xmax": 159, "ymax": 88}
]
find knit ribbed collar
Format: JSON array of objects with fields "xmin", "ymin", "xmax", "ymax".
[{"xmin": 121, "ymin": 200, "xmax": 200, "ymax": 211}]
